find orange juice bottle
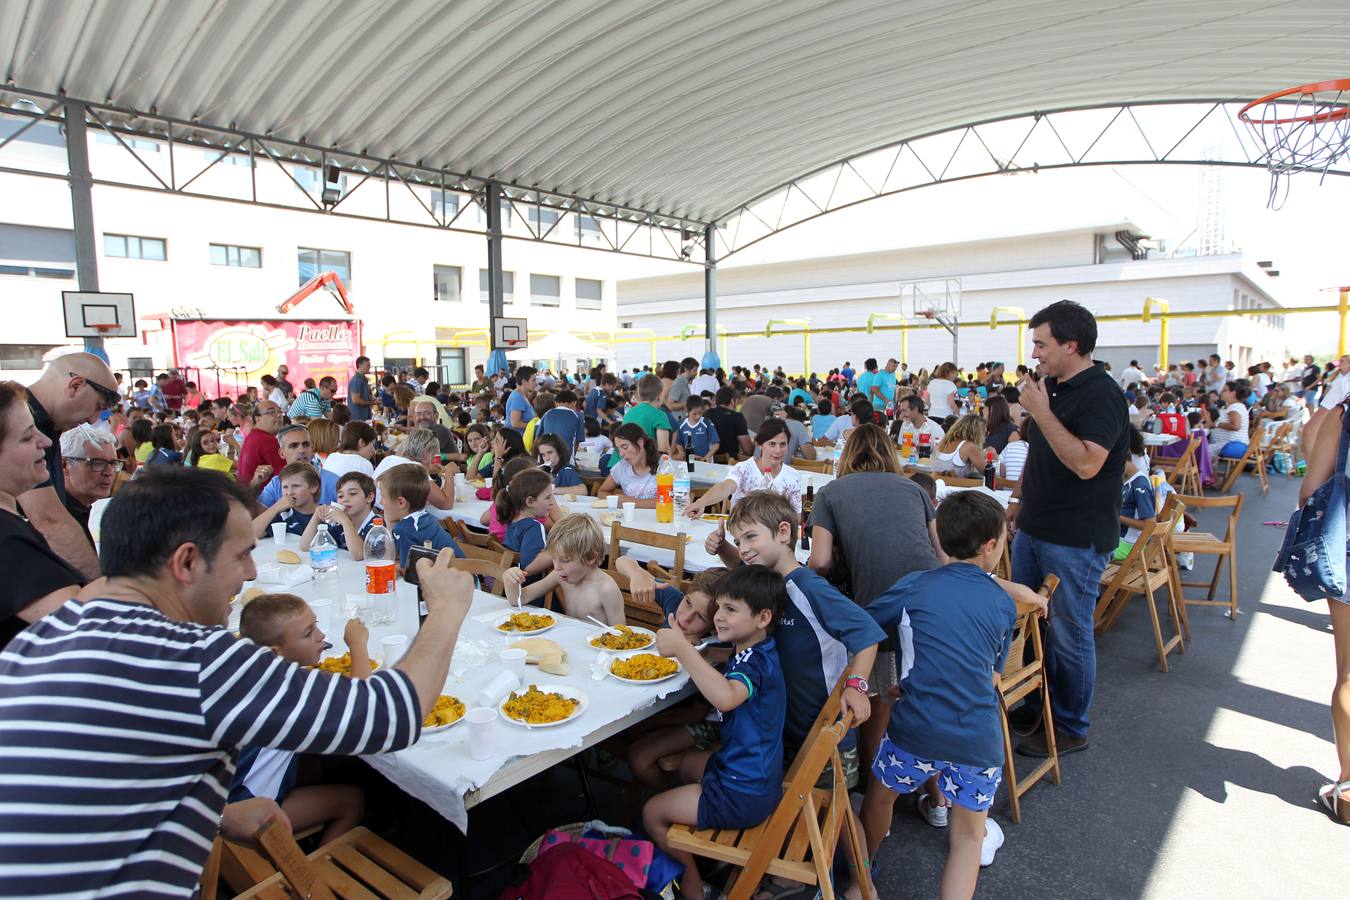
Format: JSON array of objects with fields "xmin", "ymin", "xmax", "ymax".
[{"xmin": 655, "ymin": 454, "xmax": 674, "ymax": 523}]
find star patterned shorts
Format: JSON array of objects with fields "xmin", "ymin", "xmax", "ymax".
[{"xmin": 871, "ymin": 736, "xmax": 1002, "ymax": 813}]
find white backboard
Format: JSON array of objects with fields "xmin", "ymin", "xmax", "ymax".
[
  {"xmin": 63, "ymin": 291, "xmax": 137, "ymax": 338},
  {"xmin": 898, "ymin": 278, "xmax": 961, "ymax": 321},
  {"xmin": 492, "ymin": 316, "xmax": 528, "ymax": 350}
]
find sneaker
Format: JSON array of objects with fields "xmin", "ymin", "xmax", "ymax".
[
  {"xmin": 917, "ymin": 792, "xmax": 948, "ymax": 828},
  {"xmin": 980, "ymin": 818, "xmax": 1005, "ymax": 867}
]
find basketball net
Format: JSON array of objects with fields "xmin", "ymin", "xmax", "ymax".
[{"xmin": 1239, "ymin": 78, "xmax": 1350, "ymax": 209}]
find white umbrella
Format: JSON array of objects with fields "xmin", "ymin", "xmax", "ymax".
[{"xmin": 504, "ymin": 331, "xmax": 614, "ymax": 361}]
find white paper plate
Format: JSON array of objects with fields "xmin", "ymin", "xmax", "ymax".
[
  {"xmin": 491, "ymin": 610, "xmax": 557, "ymax": 637},
  {"xmin": 608, "ymin": 650, "xmax": 683, "ymax": 685},
  {"xmin": 587, "ymin": 625, "xmax": 657, "ymax": 653},
  {"xmin": 500, "ymin": 684, "xmax": 589, "ymax": 729}
]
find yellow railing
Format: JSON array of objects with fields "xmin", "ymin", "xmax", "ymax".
[
  {"xmin": 1141, "ymin": 298, "xmax": 1170, "ymax": 370},
  {"xmin": 765, "ymin": 319, "xmax": 811, "ymax": 373},
  {"xmin": 988, "ymin": 306, "xmax": 1026, "ymax": 367}
]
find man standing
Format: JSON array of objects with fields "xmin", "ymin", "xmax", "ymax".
[
  {"xmin": 689, "ymin": 363, "xmax": 720, "ymax": 398},
  {"xmin": 704, "ymin": 387, "xmax": 752, "ymax": 458},
  {"xmin": 840, "ymin": 360, "xmax": 855, "ymax": 385},
  {"xmin": 237, "ymin": 400, "xmax": 285, "ymax": 489},
  {"xmin": 161, "ymin": 368, "xmax": 186, "ymax": 412},
  {"xmin": 871, "ymin": 358, "xmax": 899, "ymax": 409},
  {"xmin": 855, "ymin": 358, "xmax": 878, "ymax": 403},
  {"xmin": 59, "ymin": 424, "xmax": 121, "ymax": 544},
  {"xmin": 275, "ymin": 364, "xmax": 295, "ymax": 402},
  {"xmin": 1205, "ymin": 353, "xmax": 1227, "ymax": 393},
  {"xmin": 348, "ymin": 356, "xmax": 375, "ymax": 421},
  {"xmin": 472, "ymin": 364, "xmax": 493, "ymax": 394},
  {"xmin": 1121, "ymin": 359, "xmax": 1145, "ymax": 389},
  {"xmin": 287, "ymin": 376, "xmax": 337, "ymax": 419},
  {"xmin": 22, "ymin": 352, "xmax": 118, "ymax": 580},
  {"xmin": 666, "ymin": 357, "xmax": 698, "ymax": 420},
  {"xmin": 1010, "ymin": 300, "xmax": 1129, "ymax": 758},
  {"xmin": 506, "ymin": 366, "xmax": 538, "ymax": 432}
]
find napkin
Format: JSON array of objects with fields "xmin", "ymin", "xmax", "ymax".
[
  {"xmin": 252, "ymin": 563, "xmax": 315, "ymax": 587},
  {"xmin": 476, "ymin": 670, "xmax": 520, "ymax": 707}
]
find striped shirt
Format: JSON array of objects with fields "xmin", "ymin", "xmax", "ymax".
[
  {"xmin": 286, "ymin": 388, "xmax": 331, "ymax": 420},
  {"xmin": 0, "ymin": 598, "xmax": 421, "ymax": 898}
]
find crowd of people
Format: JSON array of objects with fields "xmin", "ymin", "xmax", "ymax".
[{"xmin": 0, "ymin": 298, "xmax": 1345, "ymax": 899}]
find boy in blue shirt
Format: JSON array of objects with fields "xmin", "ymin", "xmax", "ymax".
[
  {"xmin": 645, "ymin": 565, "xmax": 787, "ymax": 900},
  {"xmin": 376, "ymin": 464, "xmax": 463, "ymax": 568},
  {"xmin": 675, "ymin": 396, "xmax": 719, "ymax": 462},
  {"xmin": 709, "ymin": 491, "xmax": 882, "ymax": 773},
  {"xmin": 300, "ymin": 472, "xmax": 379, "ymax": 558},
  {"xmin": 847, "ymin": 491, "xmax": 1047, "ymax": 900}
]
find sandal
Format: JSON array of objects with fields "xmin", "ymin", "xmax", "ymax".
[{"xmin": 1317, "ymin": 780, "xmax": 1350, "ymax": 824}]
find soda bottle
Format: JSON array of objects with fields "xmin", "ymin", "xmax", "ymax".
[
  {"xmin": 984, "ymin": 448, "xmax": 998, "ymax": 489},
  {"xmin": 363, "ymin": 518, "xmax": 397, "ymax": 619},
  {"xmin": 310, "ymin": 520, "xmax": 339, "ymax": 579},
  {"xmin": 802, "ymin": 482, "xmax": 815, "ymax": 552},
  {"xmin": 673, "ymin": 460, "xmax": 691, "ymax": 521},
  {"xmin": 655, "ymin": 454, "xmax": 675, "ymax": 523}
]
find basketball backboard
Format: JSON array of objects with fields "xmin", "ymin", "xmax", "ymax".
[
  {"xmin": 62, "ymin": 291, "xmax": 137, "ymax": 338},
  {"xmin": 492, "ymin": 316, "xmax": 528, "ymax": 350},
  {"xmin": 897, "ymin": 278, "xmax": 961, "ymax": 321}
]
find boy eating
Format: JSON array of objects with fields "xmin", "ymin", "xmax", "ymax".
[
  {"xmin": 645, "ymin": 566, "xmax": 787, "ymax": 900},
  {"xmin": 376, "ymin": 464, "xmax": 464, "ymax": 568},
  {"xmin": 232, "ymin": 593, "xmax": 369, "ymax": 843},
  {"xmin": 300, "ymin": 472, "xmax": 379, "ymax": 559},
  {"xmin": 253, "ymin": 462, "xmax": 320, "ymax": 539},
  {"xmin": 848, "ymin": 491, "xmax": 1047, "ymax": 899},
  {"xmin": 503, "ymin": 515, "xmax": 624, "ymax": 625}
]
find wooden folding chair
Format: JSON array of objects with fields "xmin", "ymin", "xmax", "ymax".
[
  {"xmin": 996, "ymin": 575, "xmax": 1060, "ymax": 823},
  {"xmin": 443, "ymin": 517, "xmax": 491, "ymax": 548},
  {"xmin": 606, "ymin": 565, "xmax": 666, "ymax": 628},
  {"xmin": 1153, "ymin": 433, "xmax": 1203, "ymax": 497},
  {"xmin": 1170, "ymin": 492, "xmax": 1242, "ymax": 620},
  {"xmin": 1216, "ymin": 435, "xmax": 1269, "ymax": 495},
  {"xmin": 1266, "ymin": 420, "xmax": 1296, "ymax": 479},
  {"xmin": 647, "ymin": 560, "xmax": 690, "ymax": 593},
  {"xmin": 793, "ymin": 457, "xmax": 834, "ymax": 474},
  {"xmin": 1094, "ymin": 496, "xmax": 1187, "ymax": 672},
  {"xmin": 451, "ymin": 556, "xmax": 509, "ymax": 596},
  {"xmin": 607, "ymin": 523, "xmax": 688, "ymax": 585},
  {"xmin": 232, "ymin": 818, "xmax": 451, "ymax": 899},
  {"xmin": 201, "ymin": 826, "xmax": 323, "ymax": 899},
  {"xmin": 667, "ymin": 678, "xmax": 875, "ymax": 900}
]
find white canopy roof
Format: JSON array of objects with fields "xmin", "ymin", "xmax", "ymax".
[
  {"xmin": 3, "ymin": 1, "xmax": 1348, "ymax": 222},
  {"xmin": 504, "ymin": 331, "xmax": 613, "ymax": 361}
]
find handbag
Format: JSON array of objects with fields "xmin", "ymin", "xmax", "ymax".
[{"xmin": 1274, "ymin": 405, "xmax": 1350, "ymax": 602}]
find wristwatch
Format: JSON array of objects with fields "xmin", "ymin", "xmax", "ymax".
[{"xmin": 846, "ymin": 675, "xmax": 869, "ymax": 695}]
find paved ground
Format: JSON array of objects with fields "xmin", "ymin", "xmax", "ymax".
[{"xmin": 358, "ymin": 470, "xmax": 1348, "ymax": 898}]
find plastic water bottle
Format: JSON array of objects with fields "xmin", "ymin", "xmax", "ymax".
[
  {"xmin": 363, "ymin": 518, "xmax": 397, "ymax": 625},
  {"xmin": 834, "ymin": 435, "xmax": 846, "ymax": 475},
  {"xmin": 655, "ymin": 454, "xmax": 675, "ymax": 524},
  {"xmin": 310, "ymin": 524, "xmax": 338, "ymax": 579},
  {"xmin": 673, "ymin": 460, "xmax": 691, "ymax": 521}
]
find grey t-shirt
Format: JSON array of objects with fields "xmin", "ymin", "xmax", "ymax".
[
  {"xmin": 808, "ymin": 471, "xmax": 940, "ymax": 607},
  {"xmin": 668, "ymin": 375, "xmax": 691, "ymax": 408}
]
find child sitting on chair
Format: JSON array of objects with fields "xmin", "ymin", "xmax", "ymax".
[
  {"xmin": 252, "ymin": 463, "xmax": 319, "ymax": 539},
  {"xmin": 300, "ymin": 472, "xmax": 378, "ymax": 559},
  {"xmin": 1116, "ymin": 428, "xmax": 1157, "ymax": 562},
  {"xmin": 644, "ymin": 566, "xmax": 787, "ymax": 900},
  {"xmin": 502, "ymin": 514, "xmax": 623, "ymax": 625},
  {"xmin": 498, "ymin": 467, "xmax": 556, "ymax": 581},
  {"xmin": 377, "ymin": 464, "xmax": 463, "ymax": 569},
  {"xmin": 231, "ymin": 594, "xmax": 368, "ymax": 844},
  {"xmin": 847, "ymin": 492, "xmax": 1047, "ymax": 900}
]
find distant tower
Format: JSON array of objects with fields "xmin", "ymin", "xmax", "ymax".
[{"xmin": 1197, "ymin": 152, "xmax": 1227, "ymax": 256}]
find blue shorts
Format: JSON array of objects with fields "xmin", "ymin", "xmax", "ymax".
[
  {"xmin": 871, "ymin": 736, "xmax": 1001, "ymax": 813},
  {"xmin": 697, "ymin": 775, "xmax": 779, "ymax": 831}
]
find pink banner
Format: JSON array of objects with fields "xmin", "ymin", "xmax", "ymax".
[{"xmin": 172, "ymin": 319, "xmax": 362, "ymax": 398}]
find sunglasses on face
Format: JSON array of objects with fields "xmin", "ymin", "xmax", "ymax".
[
  {"xmin": 67, "ymin": 457, "xmax": 124, "ymax": 474},
  {"xmin": 73, "ymin": 373, "xmax": 120, "ymax": 411}
]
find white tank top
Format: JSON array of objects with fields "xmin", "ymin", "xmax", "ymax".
[{"xmin": 932, "ymin": 440, "xmax": 977, "ymax": 477}]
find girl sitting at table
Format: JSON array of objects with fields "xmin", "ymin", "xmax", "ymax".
[
  {"xmin": 930, "ymin": 414, "xmax": 987, "ymax": 479},
  {"xmin": 502, "ymin": 515, "xmax": 622, "ymax": 624},
  {"xmin": 480, "ymin": 457, "xmax": 548, "ymax": 542},
  {"xmin": 186, "ymin": 426, "xmax": 234, "ymax": 473},
  {"xmin": 684, "ymin": 418, "xmax": 803, "ymax": 516},
  {"xmin": 596, "ymin": 423, "xmax": 660, "ymax": 508},
  {"xmin": 462, "ymin": 424, "xmax": 492, "ymax": 477},
  {"xmin": 483, "ymin": 426, "xmax": 527, "ymax": 484},
  {"xmin": 498, "ymin": 467, "xmax": 555, "ymax": 581},
  {"xmin": 535, "ymin": 433, "xmax": 587, "ymax": 496}
]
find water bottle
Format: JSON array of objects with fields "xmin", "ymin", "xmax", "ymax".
[
  {"xmin": 310, "ymin": 523, "xmax": 338, "ymax": 579},
  {"xmin": 655, "ymin": 454, "xmax": 675, "ymax": 524},
  {"xmin": 833, "ymin": 435, "xmax": 846, "ymax": 475},
  {"xmin": 673, "ymin": 460, "xmax": 691, "ymax": 521},
  {"xmin": 363, "ymin": 518, "xmax": 398, "ymax": 625}
]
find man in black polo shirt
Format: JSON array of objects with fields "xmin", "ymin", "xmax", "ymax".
[
  {"xmin": 1009, "ymin": 301, "xmax": 1129, "ymax": 758},
  {"xmin": 705, "ymin": 386, "xmax": 751, "ymax": 458}
]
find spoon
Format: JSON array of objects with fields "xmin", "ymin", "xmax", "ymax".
[{"xmin": 586, "ymin": 614, "xmax": 622, "ymax": 635}]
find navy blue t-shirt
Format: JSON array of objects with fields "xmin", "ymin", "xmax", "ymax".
[
  {"xmin": 584, "ymin": 387, "xmax": 608, "ymax": 420},
  {"xmin": 550, "ymin": 464, "xmax": 583, "ymax": 489},
  {"xmin": 704, "ymin": 637, "xmax": 786, "ymax": 799},
  {"xmin": 868, "ymin": 562, "xmax": 1018, "ymax": 768},
  {"xmin": 326, "ymin": 511, "xmax": 378, "ymax": 551},
  {"xmin": 537, "ymin": 406, "xmax": 585, "ymax": 451},
  {"xmin": 779, "ymin": 567, "xmax": 885, "ymax": 750},
  {"xmin": 390, "ymin": 510, "xmax": 464, "ymax": 568},
  {"xmin": 271, "ymin": 508, "xmax": 313, "ymax": 536},
  {"xmin": 503, "ymin": 516, "xmax": 548, "ymax": 570},
  {"xmin": 677, "ymin": 418, "xmax": 715, "ymax": 456}
]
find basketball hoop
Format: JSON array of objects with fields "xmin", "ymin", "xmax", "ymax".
[
  {"xmin": 919, "ymin": 309, "xmax": 937, "ymax": 320},
  {"xmin": 1238, "ymin": 78, "xmax": 1350, "ymax": 208}
]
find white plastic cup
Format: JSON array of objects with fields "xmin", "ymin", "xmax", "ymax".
[
  {"xmin": 606, "ymin": 494, "xmax": 619, "ymax": 509},
  {"xmin": 484, "ymin": 478, "xmax": 493, "ymax": 491},
  {"xmin": 309, "ymin": 597, "xmax": 333, "ymax": 632},
  {"xmin": 271, "ymin": 523, "xmax": 287, "ymax": 544},
  {"xmin": 499, "ymin": 647, "xmax": 527, "ymax": 680},
  {"xmin": 380, "ymin": 634, "xmax": 408, "ymax": 666},
  {"xmin": 622, "ymin": 501, "xmax": 636, "ymax": 523},
  {"xmin": 466, "ymin": 707, "xmax": 498, "ymax": 760}
]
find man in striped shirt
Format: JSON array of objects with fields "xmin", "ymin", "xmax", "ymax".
[
  {"xmin": 286, "ymin": 376, "xmax": 337, "ymax": 420},
  {"xmin": 0, "ymin": 466, "xmax": 473, "ymax": 898}
]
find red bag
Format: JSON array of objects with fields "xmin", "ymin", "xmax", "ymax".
[
  {"xmin": 1157, "ymin": 412, "xmax": 1187, "ymax": 439},
  {"xmin": 499, "ymin": 842, "xmax": 644, "ymax": 900}
]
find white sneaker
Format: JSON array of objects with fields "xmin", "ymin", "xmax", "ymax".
[
  {"xmin": 917, "ymin": 793, "xmax": 948, "ymax": 828},
  {"xmin": 980, "ymin": 818, "xmax": 1005, "ymax": 867}
]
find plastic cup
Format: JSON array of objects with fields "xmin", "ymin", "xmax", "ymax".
[
  {"xmin": 380, "ymin": 634, "xmax": 408, "ymax": 666},
  {"xmin": 622, "ymin": 501, "xmax": 636, "ymax": 523},
  {"xmin": 466, "ymin": 707, "xmax": 498, "ymax": 760},
  {"xmin": 271, "ymin": 523, "xmax": 287, "ymax": 544},
  {"xmin": 309, "ymin": 597, "xmax": 333, "ymax": 632},
  {"xmin": 484, "ymin": 478, "xmax": 493, "ymax": 491},
  {"xmin": 499, "ymin": 647, "xmax": 527, "ymax": 680},
  {"xmin": 606, "ymin": 495, "xmax": 619, "ymax": 510}
]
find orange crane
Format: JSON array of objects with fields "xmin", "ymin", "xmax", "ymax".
[{"xmin": 276, "ymin": 271, "xmax": 354, "ymax": 315}]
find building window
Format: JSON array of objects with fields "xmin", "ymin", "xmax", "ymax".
[
  {"xmin": 297, "ymin": 247, "xmax": 351, "ymax": 285},
  {"xmin": 476, "ymin": 200, "xmax": 513, "ymax": 229},
  {"xmin": 104, "ymin": 233, "xmax": 166, "ymax": 261},
  {"xmin": 0, "ymin": 344, "xmax": 60, "ymax": 371},
  {"xmin": 576, "ymin": 214, "xmax": 603, "ymax": 242},
  {"xmin": 433, "ymin": 265, "xmax": 462, "ymax": 303},
  {"xmin": 431, "ymin": 190, "xmax": 460, "ymax": 220},
  {"xmin": 479, "ymin": 270, "xmax": 515, "ymax": 304},
  {"xmin": 527, "ymin": 207, "xmax": 560, "ymax": 234},
  {"xmin": 204, "ymin": 149, "xmax": 253, "ymax": 167},
  {"xmin": 291, "ymin": 167, "xmax": 347, "ymax": 194},
  {"xmin": 209, "ymin": 243, "xmax": 262, "ymax": 268},
  {"xmin": 0, "ymin": 223, "xmax": 76, "ymax": 278},
  {"xmin": 96, "ymin": 133, "xmax": 160, "ymax": 152},
  {"xmin": 576, "ymin": 278, "xmax": 603, "ymax": 310},
  {"xmin": 530, "ymin": 274, "xmax": 561, "ymax": 307}
]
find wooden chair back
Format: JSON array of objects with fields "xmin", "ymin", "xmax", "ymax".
[
  {"xmin": 996, "ymin": 574, "xmax": 1061, "ymax": 822},
  {"xmin": 1161, "ymin": 433, "xmax": 1203, "ymax": 497},
  {"xmin": 1217, "ymin": 434, "xmax": 1268, "ymax": 495},
  {"xmin": 607, "ymin": 523, "xmax": 687, "ymax": 584},
  {"xmin": 458, "ymin": 542, "xmax": 513, "ymax": 567},
  {"xmin": 793, "ymin": 457, "xmax": 833, "ymax": 474},
  {"xmin": 1095, "ymin": 496, "xmax": 1187, "ymax": 671},
  {"xmin": 606, "ymin": 566, "xmax": 666, "ymax": 629},
  {"xmin": 937, "ymin": 474, "xmax": 984, "ymax": 488},
  {"xmin": 1171, "ymin": 491, "xmax": 1243, "ymax": 621},
  {"xmin": 443, "ymin": 517, "xmax": 491, "ymax": 548},
  {"xmin": 646, "ymin": 561, "xmax": 690, "ymax": 593},
  {"xmin": 451, "ymin": 556, "xmax": 509, "ymax": 596}
]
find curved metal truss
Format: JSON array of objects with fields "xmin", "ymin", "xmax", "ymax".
[{"xmin": 711, "ymin": 100, "xmax": 1350, "ymax": 259}]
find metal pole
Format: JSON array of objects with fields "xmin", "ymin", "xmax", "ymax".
[
  {"xmin": 65, "ymin": 101, "xmax": 104, "ymax": 359},
  {"xmin": 486, "ymin": 182, "xmax": 504, "ymax": 351},
  {"xmin": 704, "ymin": 224, "xmax": 717, "ymax": 360}
]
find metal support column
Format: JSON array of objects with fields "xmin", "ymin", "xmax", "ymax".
[
  {"xmin": 486, "ymin": 181, "xmax": 505, "ymax": 351},
  {"xmin": 65, "ymin": 101, "xmax": 104, "ymax": 360},
  {"xmin": 704, "ymin": 224, "xmax": 717, "ymax": 361}
]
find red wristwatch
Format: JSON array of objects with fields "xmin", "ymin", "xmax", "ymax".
[{"xmin": 846, "ymin": 675, "xmax": 869, "ymax": 695}]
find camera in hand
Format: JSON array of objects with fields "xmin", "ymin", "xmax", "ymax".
[{"xmin": 405, "ymin": 543, "xmax": 439, "ymax": 626}]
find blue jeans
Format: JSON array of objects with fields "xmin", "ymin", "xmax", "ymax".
[{"xmin": 1012, "ymin": 532, "xmax": 1110, "ymax": 739}]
